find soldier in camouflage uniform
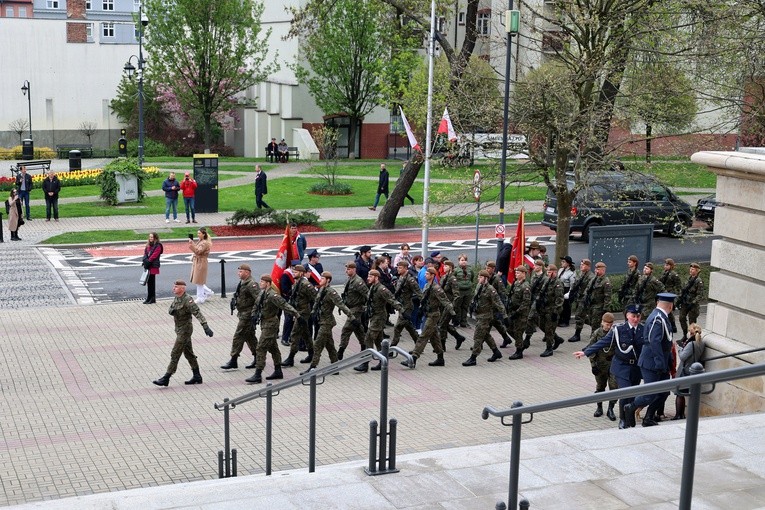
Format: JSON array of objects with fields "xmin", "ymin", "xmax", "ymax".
[
  {"xmin": 245, "ymin": 274, "xmax": 300, "ymax": 384},
  {"xmin": 678, "ymin": 262, "xmax": 704, "ymax": 338},
  {"xmin": 485, "ymin": 261, "xmax": 512, "ymax": 345},
  {"xmin": 438, "ymin": 261, "xmax": 466, "ymax": 350},
  {"xmin": 391, "ymin": 260, "xmax": 421, "ymax": 348},
  {"xmin": 660, "ymin": 258, "xmax": 682, "ymax": 332},
  {"xmin": 586, "ymin": 262, "xmax": 613, "ymax": 332},
  {"xmin": 567, "ymin": 259, "xmax": 594, "ymax": 343},
  {"xmin": 585, "ymin": 312, "xmax": 618, "ymax": 421},
  {"xmin": 282, "ymin": 265, "xmax": 318, "ymax": 367},
  {"xmin": 453, "ymin": 254, "xmax": 474, "ymax": 327},
  {"xmin": 355, "ymin": 269, "xmax": 404, "ymax": 372},
  {"xmin": 507, "ymin": 266, "xmax": 532, "ymax": 359},
  {"xmin": 300, "ymin": 271, "xmax": 355, "ymax": 374},
  {"xmin": 153, "ymin": 280, "xmax": 214, "ymax": 387},
  {"xmin": 462, "ymin": 270, "xmax": 505, "ymax": 366},
  {"xmin": 221, "ymin": 264, "xmax": 260, "ymax": 370},
  {"xmin": 538, "ymin": 264, "xmax": 565, "ymax": 357},
  {"xmin": 404, "ymin": 267, "xmax": 453, "ymax": 368},
  {"xmin": 523, "ymin": 259, "xmax": 547, "ymax": 347},
  {"xmin": 338, "ymin": 261, "xmax": 368, "ymax": 360},
  {"xmin": 634, "ymin": 262, "xmax": 665, "ymax": 321},
  {"xmin": 618, "ymin": 255, "xmax": 640, "ymax": 310}
]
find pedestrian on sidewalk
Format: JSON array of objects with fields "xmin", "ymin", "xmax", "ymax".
[
  {"xmin": 180, "ymin": 172, "xmax": 197, "ymax": 224},
  {"xmin": 400, "ymin": 163, "xmax": 415, "ymax": 205},
  {"xmin": 152, "ymin": 279, "xmax": 214, "ymax": 387},
  {"xmin": 5, "ymin": 188, "xmax": 24, "ymax": 241},
  {"xmin": 142, "ymin": 232, "xmax": 163, "ymax": 304},
  {"xmin": 15, "ymin": 165, "xmax": 32, "ymax": 220},
  {"xmin": 42, "ymin": 170, "xmax": 61, "ymax": 222},
  {"xmin": 368, "ymin": 164, "xmax": 389, "ymax": 211},
  {"xmin": 189, "ymin": 227, "xmax": 214, "ymax": 303},
  {"xmin": 162, "ymin": 172, "xmax": 180, "ymax": 223},
  {"xmin": 254, "ymin": 165, "xmax": 269, "ymax": 209}
]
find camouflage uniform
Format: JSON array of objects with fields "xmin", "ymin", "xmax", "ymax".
[
  {"xmin": 468, "ymin": 282, "xmax": 506, "ymax": 357},
  {"xmin": 537, "ymin": 276, "xmax": 564, "ymax": 353},
  {"xmin": 307, "ymin": 286, "xmax": 354, "ymax": 368},
  {"xmin": 453, "ymin": 265, "xmax": 474, "ymax": 326},
  {"xmin": 286, "ymin": 275, "xmax": 318, "ymax": 361},
  {"xmin": 488, "ymin": 272, "xmax": 511, "ymax": 343},
  {"xmin": 505, "ymin": 278, "xmax": 531, "ymax": 351},
  {"xmin": 570, "ymin": 270, "xmax": 595, "ymax": 331},
  {"xmin": 584, "ymin": 273, "xmax": 612, "ymax": 328},
  {"xmin": 338, "ymin": 273, "xmax": 368, "ymax": 355},
  {"xmin": 391, "ymin": 272, "xmax": 421, "ymax": 347},
  {"xmin": 411, "ymin": 280, "xmax": 453, "ymax": 362},
  {"xmin": 678, "ymin": 274, "xmax": 704, "ymax": 337},
  {"xmin": 618, "ymin": 268, "xmax": 640, "ymax": 309},
  {"xmin": 634, "ymin": 274, "xmax": 665, "ymax": 321},
  {"xmin": 586, "ymin": 326, "xmax": 618, "ymax": 409},
  {"xmin": 660, "ymin": 267, "xmax": 682, "ymax": 332},
  {"xmin": 166, "ymin": 291, "xmax": 208, "ymax": 375},
  {"xmin": 438, "ymin": 272, "xmax": 464, "ymax": 348},
  {"xmin": 524, "ymin": 270, "xmax": 546, "ymax": 339},
  {"xmin": 364, "ymin": 282, "xmax": 403, "ymax": 351},
  {"xmin": 229, "ymin": 275, "xmax": 260, "ymax": 359},
  {"xmin": 253, "ymin": 288, "xmax": 299, "ymax": 372}
]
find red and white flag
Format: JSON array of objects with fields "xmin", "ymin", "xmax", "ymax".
[
  {"xmin": 271, "ymin": 225, "xmax": 297, "ymax": 292},
  {"xmin": 306, "ymin": 263, "xmax": 322, "ymax": 285},
  {"xmin": 437, "ymin": 107, "xmax": 457, "ymax": 142},
  {"xmin": 399, "ymin": 106, "xmax": 421, "ymax": 152},
  {"xmin": 507, "ymin": 209, "xmax": 527, "ymax": 283}
]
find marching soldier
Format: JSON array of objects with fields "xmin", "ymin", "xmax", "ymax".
[
  {"xmin": 453, "ymin": 254, "xmax": 474, "ymax": 327},
  {"xmin": 571, "ymin": 261, "xmax": 612, "ymax": 343},
  {"xmin": 677, "ymin": 262, "xmax": 704, "ymax": 338},
  {"xmin": 522, "ymin": 259, "xmax": 547, "ymax": 347},
  {"xmin": 584, "ymin": 312, "xmax": 618, "ymax": 421},
  {"xmin": 660, "ymin": 258, "xmax": 682, "ymax": 332},
  {"xmin": 506, "ymin": 266, "xmax": 532, "ymax": 360},
  {"xmin": 355, "ymin": 269, "xmax": 404, "ymax": 372},
  {"xmin": 337, "ymin": 262, "xmax": 367, "ymax": 360},
  {"xmin": 281, "ymin": 265, "xmax": 318, "ymax": 367},
  {"xmin": 300, "ymin": 271, "xmax": 355, "ymax": 374},
  {"xmin": 485, "ymin": 261, "xmax": 512, "ymax": 345},
  {"xmin": 152, "ymin": 280, "xmax": 214, "ymax": 387},
  {"xmin": 403, "ymin": 267, "xmax": 453, "ymax": 368},
  {"xmin": 567, "ymin": 259, "xmax": 594, "ymax": 343},
  {"xmin": 221, "ymin": 264, "xmax": 260, "ymax": 370},
  {"xmin": 391, "ymin": 260, "xmax": 421, "ymax": 348},
  {"xmin": 245, "ymin": 275, "xmax": 300, "ymax": 384},
  {"xmin": 618, "ymin": 255, "xmax": 640, "ymax": 309},
  {"xmin": 462, "ymin": 270, "xmax": 505, "ymax": 366},
  {"xmin": 438, "ymin": 261, "xmax": 466, "ymax": 350},
  {"xmin": 538, "ymin": 264, "xmax": 565, "ymax": 357},
  {"xmin": 634, "ymin": 262, "xmax": 665, "ymax": 320}
]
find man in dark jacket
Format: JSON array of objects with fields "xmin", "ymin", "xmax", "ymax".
[
  {"xmin": 254, "ymin": 165, "xmax": 269, "ymax": 209},
  {"xmin": 42, "ymin": 171, "xmax": 61, "ymax": 221},
  {"xmin": 265, "ymin": 138, "xmax": 278, "ymax": 163},
  {"xmin": 161, "ymin": 172, "xmax": 180, "ymax": 223},
  {"xmin": 368, "ymin": 164, "xmax": 389, "ymax": 211},
  {"xmin": 15, "ymin": 165, "xmax": 33, "ymax": 220}
]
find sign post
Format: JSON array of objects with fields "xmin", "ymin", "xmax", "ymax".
[{"xmin": 473, "ymin": 170, "xmax": 481, "ymax": 265}]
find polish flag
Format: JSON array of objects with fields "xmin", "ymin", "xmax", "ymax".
[
  {"xmin": 437, "ymin": 107, "xmax": 457, "ymax": 142},
  {"xmin": 306, "ymin": 263, "xmax": 322, "ymax": 285},
  {"xmin": 271, "ymin": 225, "xmax": 297, "ymax": 292},
  {"xmin": 507, "ymin": 209, "xmax": 526, "ymax": 283},
  {"xmin": 399, "ymin": 106, "xmax": 421, "ymax": 152}
]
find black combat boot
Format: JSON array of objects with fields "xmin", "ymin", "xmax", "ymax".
[
  {"xmin": 523, "ymin": 334, "xmax": 532, "ymax": 349},
  {"xmin": 567, "ymin": 327, "xmax": 582, "ymax": 343},
  {"xmin": 152, "ymin": 373, "xmax": 171, "ymax": 387},
  {"xmin": 370, "ymin": 361, "xmax": 383, "ymax": 371},
  {"xmin": 440, "ymin": 337, "xmax": 447, "ymax": 351},
  {"xmin": 462, "ymin": 355, "xmax": 477, "ymax": 367},
  {"xmin": 265, "ymin": 367, "xmax": 284, "ymax": 380},
  {"xmin": 280, "ymin": 354, "xmax": 295, "ymax": 367},
  {"xmin": 337, "ymin": 347, "xmax": 345, "ymax": 360},
  {"xmin": 354, "ymin": 362, "xmax": 369, "ymax": 372},
  {"xmin": 594, "ymin": 403, "xmax": 604, "ymax": 417},
  {"xmin": 618, "ymin": 404, "xmax": 626, "ymax": 429},
  {"xmin": 428, "ymin": 353, "xmax": 445, "ymax": 366},
  {"xmin": 401, "ymin": 356, "xmax": 416, "ymax": 368},
  {"xmin": 300, "ymin": 366, "xmax": 317, "ymax": 376},
  {"xmin": 454, "ymin": 332, "xmax": 466, "ymax": 350},
  {"xmin": 220, "ymin": 356, "xmax": 238, "ymax": 370},
  {"xmin": 487, "ymin": 348, "xmax": 503, "ymax": 362},
  {"xmin": 300, "ymin": 348, "xmax": 314, "ymax": 364},
  {"xmin": 508, "ymin": 349, "xmax": 524, "ymax": 360},
  {"xmin": 500, "ymin": 338, "xmax": 512, "ymax": 348},
  {"xmin": 246, "ymin": 369, "xmax": 263, "ymax": 383},
  {"xmin": 245, "ymin": 356, "xmax": 257, "ymax": 369},
  {"xmin": 539, "ymin": 348, "xmax": 554, "ymax": 357},
  {"xmin": 606, "ymin": 403, "xmax": 617, "ymax": 421},
  {"xmin": 185, "ymin": 368, "xmax": 203, "ymax": 385},
  {"xmin": 553, "ymin": 334, "xmax": 565, "ymax": 350}
]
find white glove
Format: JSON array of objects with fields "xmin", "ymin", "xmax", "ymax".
[{"xmin": 564, "ymin": 292, "xmax": 570, "ymax": 300}]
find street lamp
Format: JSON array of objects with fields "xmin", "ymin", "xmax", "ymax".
[
  {"xmin": 21, "ymin": 80, "xmax": 32, "ymax": 140},
  {"xmin": 123, "ymin": 5, "xmax": 149, "ymax": 166}
]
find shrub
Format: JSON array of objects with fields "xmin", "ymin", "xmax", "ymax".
[
  {"xmin": 269, "ymin": 210, "xmax": 320, "ymax": 227},
  {"xmin": 96, "ymin": 158, "xmax": 152, "ymax": 205},
  {"xmin": 117, "ymin": 138, "xmax": 172, "ymax": 158},
  {"xmin": 225, "ymin": 208, "xmax": 275, "ymax": 226},
  {"xmin": 308, "ymin": 182, "xmax": 353, "ymax": 195},
  {"xmin": 226, "ymin": 209, "xmax": 319, "ymax": 227}
]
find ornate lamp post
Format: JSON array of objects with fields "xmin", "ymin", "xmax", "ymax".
[
  {"xmin": 21, "ymin": 80, "xmax": 32, "ymax": 140},
  {"xmin": 123, "ymin": 6, "xmax": 149, "ymax": 166}
]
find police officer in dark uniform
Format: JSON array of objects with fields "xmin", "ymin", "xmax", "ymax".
[{"xmin": 221, "ymin": 264, "xmax": 260, "ymax": 370}]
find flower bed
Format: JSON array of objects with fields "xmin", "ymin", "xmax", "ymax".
[{"xmin": 0, "ymin": 166, "xmax": 160, "ymax": 192}]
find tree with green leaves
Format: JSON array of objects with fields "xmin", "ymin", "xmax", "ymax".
[{"xmin": 142, "ymin": 0, "xmax": 275, "ymax": 151}]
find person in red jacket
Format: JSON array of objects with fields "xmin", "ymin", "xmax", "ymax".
[{"xmin": 180, "ymin": 171, "xmax": 198, "ymax": 223}]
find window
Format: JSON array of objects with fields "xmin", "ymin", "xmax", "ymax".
[
  {"xmin": 86, "ymin": 23, "xmax": 94, "ymax": 41},
  {"xmin": 134, "ymin": 0, "xmax": 141, "ymax": 12},
  {"xmin": 437, "ymin": 16, "xmax": 447, "ymax": 34},
  {"xmin": 102, "ymin": 0, "xmax": 114, "ymax": 11},
  {"xmin": 47, "ymin": 0, "xmax": 59, "ymax": 8},
  {"xmin": 477, "ymin": 12, "xmax": 491, "ymax": 36},
  {"xmin": 86, "ymin": 1, "xmax": 91, "ymax": 9},
  {"xmin": 458, "ymin": 12, "xmax": 465, "ymax": 25},
  {"xmin": 19, "ymin": 6, "xmax": 27, "ymax": 16},
  {"xmin": 102, "ymin": 22, "xmax": 115, "ymax": 38},
  {"xmin": 6, "ymin": 7, "xmax": 13, "ymax": 17}
]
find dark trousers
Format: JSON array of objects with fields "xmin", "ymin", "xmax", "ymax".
[
  {"xmin": 147, "ymin": 274, "xmax": 156, "ymax": 301},
  {"xmin": 18, "ymin": 190, "xmax": 30, "ymax": 219},
  {"xmin": 256, "ymin": 193, "xmax": 269, "ymax": 209},
  {"xmin": 45, "ymin": 196, "xmax": 59, "ymax": 220},
  {"xmin": 634, "ymin": 368, "xmax": 670, "ymax": 416}
]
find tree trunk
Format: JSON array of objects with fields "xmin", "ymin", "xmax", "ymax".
[
  {"xmin": 347, "ymin": 116, "xmax": 358, "ymax": 159},
  {"xmin": 374, "ymin": 157, "xmax": 423, "ymax": 229},
  {"xmin": 203, "ymin": 115, "xmax": 212, "ymax": 153},
  {"xmin": 645, "ymin": 123, "xmax": 652, "ymax": 163}
]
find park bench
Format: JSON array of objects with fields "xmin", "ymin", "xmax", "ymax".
[
  {"xmin": 288, "ymin": 146, "xmax": 300, "ymax": 161},
  {"xmin": 10, "ymin": 160, "xmax": 51, "ymax": 177},
  {"xmin": 55, "ymin": 144, "xmax": 93, "ymax": 159}
]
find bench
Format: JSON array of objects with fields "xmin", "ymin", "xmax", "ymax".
[
  {"xmin": 11, "ymin": 160, "xmax": 52, "ymax": 177},
  {"xmin": 288, "ymin": 146, "xmax": 299, "ymax": 161},
  {"xmin": 55, "ymin": 144, "xmax": 93, "ymax": 159}
]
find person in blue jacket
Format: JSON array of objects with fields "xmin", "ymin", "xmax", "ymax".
[{"xmin": 575, "ymin": 304, "xmax": 644, "ymax": 429}]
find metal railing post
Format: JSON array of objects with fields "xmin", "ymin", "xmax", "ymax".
[
  {"xmin": 266, "ymin": 384, "xmax": 273, "ymax": 476},
  {"xmin": 217, "ymin": 450, "xmax": 224, "ymax": 479},
  {"xmin": 309, "ymin": 374, "xmax": 317, "ymax": 473},
  {"xmin": 378, "ymin": 340, "xmax": 390, "ymax": 473},
  {"xmin": 679, "ymin": 362, "xmax": 705, "ymax": 510},
  {"xmin": 223, "ymin": 398, "xmax": 231, "ymax": 477},
  {"xmin": 219, "ymin": 258, "xmax": 227, "ymax": 298},
  {"xmin": 388, "ymin": 418, "xmax": 398, "ymax": 471},
  {"xmin": 0, "ymin": 212, "xmax": 4, "ymax": 242},
  {"xmin": 368, "ymin": 420, "xmax": 378, "ymax": 474},
  {"xmin": 232, "ymin": 449, "xmax": 237, "ymax": 477},
  {"xmin": 508, "ymin": 401, "xmax": 524, "ymax": 510}
]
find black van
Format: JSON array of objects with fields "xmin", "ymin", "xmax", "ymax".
[{"xmin": 542, "ymin": 172, "xmax": 693, "ymax": 242}]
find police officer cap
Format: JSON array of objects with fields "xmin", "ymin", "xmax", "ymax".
[
  {"xmin": 307, "ymin": 249, "xmax": 320, "ymax": 258},
  {"xmin": 602, "ymin": 312, "xmax": 615, "ymax": 323},
  {"xmin": 359, "ymin": 245, "xmax": 372, "ymax": 253},
  {"xmin": 514, "ymin": 265, "xmax": 528, "ymax": 273},
  {"xmin": 644, "ymin": 262, "xmax": 654, "ymax": 270},
  {"xmin": 345, "ymin": 261, "xmax": 356, "ymax": 269},
  {"xmin": 424, "ymin": 257, "xmax": 434, "ymax": 264},
  {"xmin": 560, "ymin": 255, "xmax": 574, "ymax": 266},
  {"xmin": 664, "ymin": 258, "xmax": 676, "ymax": 267},
  {"xmin": 368, "ymin": 269, "xmax": 380, "ymax": 277},
  {"xmin": 657, "ymin": 292, "xmax": 677, "ymax": 303},
  {"xmin": 625, "ymin": 304, "xmax": 640, "ymax": 314},
  {"xmin": 430, "ymin": 251, "xmax": 441, "ymax": 257},
  {"xmin": 321, "ymin": 271, "xmax": 332, "ymax": 279},
  {"xmin": 260, "ymin": 274, "xmax": 272, "ymax": 283},
  {"xmin": 690, "ymin": 262, "xmax": 701, "ymax": 269},
  {"xmin": 238, "ymin": 264, "xmax": 251, "ymax": 272},
  {"xmin": 426, "ymin": 267, "xmax": 438, "ymax": 276},
  {"xmin": 174, "ymin": 279, "xmax": 187, "ymax": 286},
  {"xmin": 478, "ymin": 270, "xmax": 491, "ymax": 278},
  {"xmin": 547, "ymin": 263, "xmax": 558, "ymax": 272},
  {"xmin": 397, "ymin": 260, "xmax": 409, "ymax": 268}
]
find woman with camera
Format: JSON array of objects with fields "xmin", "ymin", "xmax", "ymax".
[
  {"xmin": 142, "ymin": 232, "xmax": 163, "ymax": 304},
  {"xmin": 5, "ymin": 188, "xmax": 23, "ymax": 241},
  {"xmin": 189, "ymin": 227, "xmax": 214, "ymax": 303},
  {"xmin": 672, "ymin": 323, "xmax": 706, "ymax": 420}
]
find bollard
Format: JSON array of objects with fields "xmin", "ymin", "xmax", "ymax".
[
  {"xmin": 495, "ymin": 502, "xmax": 507, "ymax": 510},
  {"xmin": 232, "ymin": 449, "xmax": 237, "ymax": 477},
  {"xmin": 219, "ymin": 258, "xmax": 227, "ymax": 298},
  {"xmin": 218, "ymin": 450, "xmax": 224, "ymax": 479},
  {"xmin": 519, "ymin": 499, "xmax": 530, "ymax": 509},
  {"xmin": 0, "ymin": 212, "xmax": 3, "ymax": 242},
  {"xmin": 388, "ymin": 418, "xmax": 397, "ymax": 471},
  {"xmin": 368, "ymin": 420, "xmax": 378, "ymax": 474}
]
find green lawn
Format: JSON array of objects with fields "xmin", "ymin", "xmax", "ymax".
[
  {"xmin": 300, "ymin": 162, "xmax": 535, "ymax": 181},
  {"xmin": 635, "ymin": 162, "xmax": 716, "ymax": 188}
]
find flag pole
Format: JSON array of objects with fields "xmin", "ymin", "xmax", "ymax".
[{"xmin": 421, "ymin": 0, "xmax": 436, "ymax": 258}]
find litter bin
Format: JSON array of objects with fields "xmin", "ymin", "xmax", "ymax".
[
  {"xmin": 69, "ymin": 150, "xmax": 82, "ymax": 171},
  {"xmin": 22, "ymin": 139, "xmax": 34, "ymax": 160}
]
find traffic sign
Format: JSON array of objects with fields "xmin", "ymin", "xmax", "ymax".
[
  {"xmin": 495, "ymin": 224, "xmax": 505, "ymax": 238},
  {"xmin": 473, "ymin": 169, "xmax": 481, "ymax": 201}
]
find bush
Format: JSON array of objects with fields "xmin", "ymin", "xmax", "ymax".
[
  {"xmin": 171, "ymin": 140, "xmax": 235, "ymax": 157},
  {"xmin": 116, "ymin": 138, "xmax": 172, "ymax": 158},
  {"xmin": 96, "ymin": 158, "xmax": 152, "ymax": 205},
  {"xmin": 308, "ymin": 182, "xmax": 353, "ymax": 195},
  {"xmin": 226, "ymin": 208, "xmax": 319, "ymax": 227}
]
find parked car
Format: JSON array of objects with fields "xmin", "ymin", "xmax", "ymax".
[
  {"xmin": 694, "ymin": 194, "xmax": 718, "ymax": 228},
  {"xmin": 542, "ymin": 172, "xmax": 694, "ymax": 242}
]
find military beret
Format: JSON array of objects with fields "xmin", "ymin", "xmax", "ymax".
[
  {"xmin": 657, "ymin": 292, "xmax": 677, "ymax": 303},
  {"xmin": 534, "ymin": 259, "xmax": 545, "ymax": 267},
  {"xmin": 260, "ymin": 274, "xmax": 272, "ymax": 283},
  {"xmin": 547, "ymin": 264, "xmax": 558, "ymax": 272},
  {"xmin": 307, "ymin": 249, "xmax": 319, "ymax": 258},
  {"xmin": 292, "ymin": 265, "xmax": 306, "ymax": 272},
  {"xmin": 397, "ymin": 260, "xmax": 409, "ymax": 267},
  {"xmin": 602, "ymin": 312, "xmax": 615, "ymax": 323},
  {"xmin": 514, "ymin": 265, "xmax": 528, "ymax": 273},
  {"xmin": 628, "ymin": 255, "xmax": 639, "ymax": 263},
  {"xmin": 625, "ymin": 304, "xmax": 641, "ymax": 314},
  {"xmin": 238, "ymin": 264, "xmax": 251, "ymax": 271},
  {"xmin": 368, "ymin": 269, "xmax": 380, "ymax": 277},
  {"xmin": 345, "ymin": 261, "xmax": 356, "ymax": 269},
  {"xmin": 174, "ymin": 279, "xmax": 187, "ymax": 286},
  {"xmin": 426, "ymin": 267, "xmax": 438, "ymax": 275},
  {"xmin": 644, "ymin": 262, "xmax": 654, "ymax": 270},
  {"xmin": 486, "ymin": 261, "xmax": 496, "ymax": 268},
  {"xmin": 580, "ymin": 259, "xmax": 592, "ymax": 266},
  {"xmin": 424, "ymin": 257, "xmax": 434, "ymax": 264},
  {"xmin": 664, "ymin": 258, "xmax": 675, "ymax": 267},
  {"xmin": 528, "ymin": 241, "xmax": 541, "ymax": 250},
  {"xmin": 443, "ymin": 260, "xmax": 454, "ymax": 268},
  {"xmin": 430, "ymin": 251, "xmax": 441, "ymax": 257},
  {"xmin": 359, "ymin": 245, "xmax": 372, "ymax": 253},
  {"xmin": 595, "ymin": 261, "xmax": 606, "ymax": 268},
  {"xmin": 321, "ymin": 271, "xmax": 332, "ymax": 279},
  {"xmin": 690, "ymin": 262, "xmax": 701, "ymax": 269},
  {"xmin": 478, "ymin": 270, "xmax": 491, "ymax": 278}
]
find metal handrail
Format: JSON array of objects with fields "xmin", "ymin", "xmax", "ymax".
[
  {"xmin": 483, "ymin": 362, "xmax": 765, "ymax": 510},
  {"xmin": 214, "ymin": 343, "xmax": 413, "ymax": 478}
]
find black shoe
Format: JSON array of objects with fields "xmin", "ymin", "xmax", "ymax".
[
  {"xmin": 280, "ymin": 357, "xmax": 295, "ymax": 368},
  {"xmin": 220, "ymin": 357, "xmax": 238, "ymax": 370},
  {"xmin": 152, "ymin": 373, "xmax": 171, "ymax": 386},
  {"xmin": 553, "ymin": 335, "xmax": 565, "ymax": 350},
  {"xmin": 184, "ymin": 369, "xmax": 203, "ymax": 385},
  {"xmin": 370, "ymin": 362, "xmax": 382, "ymax": 371},
  {"xmin": 487, "ymin": 349, "xmax": 502, "ymax": 362},
  {"xmin": 428, "ymin": 355, "xmax": 445, "ymax": 367},
  {"xmin": 300, "ymin": 354, "xmax": 313, "ymax": 364},
  {"xmin": 594, "ymin": 404, "xmax": 604, "ymax": 418},
  {"xmin": 354, "ymin": 362, "xmax": 369, "ymax": 373},
  {"xmin": 462, "ymin": 356, "xmax": 477, "ymax": 367},
  {"xmin": 500, "ymin": 339, "xmax": 512, "ymax": 348},
  {"xmin": 623, "ymin": 404, "xmax": 636, "ymax": 428},
  {"xmin": 401, "ymin": 357, "xmax": 416, "ymax": 368},
  {"xmin": 143, "ymin": 298, "xmax": 152, "ymax": 304},
  {"xmin": 246, "ymin": 370, "xmax": 263, "ymax": 383},
  {"xmin": 459, "ymin": 322, "xmax": 467, "ymax": 328},
  {"xmin": 567, "ymin": 333, "xmax": 581, "ymax": 343},
  {"xmin": 245, "ymin": 357, "xmax": 257, "ymax": 369},
  {"xmin": 508, "ymin": 350, "xmax": 524, "ymax": 360},
  {"xmin": 265, "ymin": 368, "xmax": 284, "ymax": 380},
  {"xmin": 280, "ymin": 340, "xmax": 291, "ymax": 346},
  {"xmin": 300, "ymin": 367, "xmax": 316, "ymax": 376},
  {"xmin": 606, "ymin": 407, "xmax": 616, "ymax": 421},
  {"xmin": 540, "ymin": 349, "xmax": 554, "ymax": 358},
  {"xmin": 642, "ymin": 417, "xmax": 659, "ymax": 427},
  {"xmin": 455, "ymin": 336, "xmax": 465, "ymax": 350},
  {"xmin": 336, "ymin": 347, "xmax": 345, "ymax": 360},
  {"xmin": 523, "ymin": 336, "xmax": 531, "ymax": 349}
]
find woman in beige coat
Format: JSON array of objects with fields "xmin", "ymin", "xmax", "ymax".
[
  {"xmin": 189, "ymin": 227, "xmax": 214, "ymax": 303},
  {"xmin": 6, "ymin": 189, "xmax": 23, "ymax": 241}
]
